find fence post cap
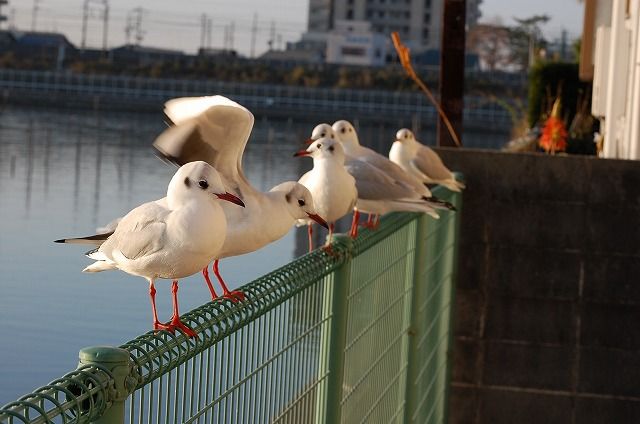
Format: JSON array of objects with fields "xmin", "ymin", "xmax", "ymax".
[{"xmin": 79, "ymin": 346, "xmax": 129, "ymax": 364}]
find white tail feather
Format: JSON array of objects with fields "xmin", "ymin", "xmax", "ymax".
[{"xmin": 82, "ymin": 261, "xmax": 117, "ymax": 273}]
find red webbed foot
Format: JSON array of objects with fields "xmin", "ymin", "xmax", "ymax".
[
  {"xmin": 154, "ymin": 318, "xmax": 197, "ymax": 338},
  {"xmin": 222, "ymin": 290, "xmax": 246, "ymax": 303}
]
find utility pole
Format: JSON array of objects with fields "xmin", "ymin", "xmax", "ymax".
[
  {"xmin": 268, "ymin": 20, "xmax": 275, "ymax": 50},
  {"xmin": 81, "ymin": 0, "xmax": 109, "ymax": 51},
  {"xmin": 250, "ymin": 13, "xmax": 258, "ymax": 58},
  {"xmin": 229, "ymin": 21, "xmax": 235, "ymax": 50},
  {"xmin": 206, "ymin": 17, "xmax": 212, "ymax": 49},
  {"xmin": 81, "ymin": 0, "xmax": 88, "ymax": 48},
  {"xmin": 130, "ymin": 7, "xmax": 145, "ymax": 46},
  {"xmin": 30, "ymin": 0, "xmax": 40, "ymax": 31},
  {"xmin": 223, "ymin": 24, "xmax": 228, "ymax": 50},
  {"xmin": 124, "ymin": 13, "xmax": 132, "ymax": 44},
  {"xmin": 101, "ymin": 0, "xmax": 109, "ymax": 52},
  {"xmin": 437, "ymin": 0, "xmax": 465, "ymax": 147},
  {"xmin": 200, "ymin": 13, "xmax": 207, "ymax": 50}
]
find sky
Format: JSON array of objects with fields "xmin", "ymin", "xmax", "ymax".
[{"xmin": 6, "ymin": 0, "xmax": 584, "ymax": 57}]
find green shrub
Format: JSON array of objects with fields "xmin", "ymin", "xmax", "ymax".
[{"xmin": 527, "ymin": 61, "xmax": 591, "ymax": 127}]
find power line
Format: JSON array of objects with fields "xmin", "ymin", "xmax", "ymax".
[{"xmin": 12, "ymin": 4, "xmax": 306, "ymax": 55}]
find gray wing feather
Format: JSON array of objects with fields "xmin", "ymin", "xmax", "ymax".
[
  {"xmin": 345, "ymin": 158, "xmax": 415, "ymax": 200},
  {"xmin": 360, "ymin": 148, "xmax": 427, "ymax": 194},
  {"xmin": 100, "ymin": 202, "xmax": 168, "ymax": 261},
  {"xmin": 414, "ymin": 145, "xmax": 454, "ymax": 181}
]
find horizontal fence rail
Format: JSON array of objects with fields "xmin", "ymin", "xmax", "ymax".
[
  {"xmin": 0, "ymin": 184, "xmax": 462, "ymax": 424},
  {"xmin": 0, "ymin": 69, "xmax": 514, "ymax": 127}
]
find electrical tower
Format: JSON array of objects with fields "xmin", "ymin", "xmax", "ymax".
[
  {"xmin": 199, "ymin": 14, "xmax": 212, "ymax": 50},
  {"xmin": 125, "ymin": 7, "xmax": 145, "ymax": 46},
  {"xmin": 31, "ymin": 0, "xmax": 41, "ymax": 31},
  {"xmin": 81, "ymin": 0, "xmax": 109, "ymax": 51}
]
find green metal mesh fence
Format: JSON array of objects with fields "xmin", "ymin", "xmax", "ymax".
[{"xmin": 0, "ymin": 186, "xmax": 461, "ymax": 424}]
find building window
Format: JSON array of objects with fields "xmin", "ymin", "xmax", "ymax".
[
  {"xmin": 342, "ymin": 46, "xmax": 366, "ymax": 56},
  {"xmin": 424, "ymin": 12, "xmax": 431, "ymax": 22},
  {"xmin": 425, "ymin": 0, "xmax": 431, "ymax": 8},
  {"xmin": 378, "ymin": 10, "xmax": 385, "ymax": 17},
  {"xmin": 347, "ymin": 9, "xmax": 354, "ymax": 19},
  {"xmin": 422, "ymin": 28, "xmax": 429, "ymax": 41}
]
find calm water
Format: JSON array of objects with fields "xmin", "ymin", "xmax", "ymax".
[{"xmin": 0, "ymin": 104, "xmax": 508, "ymax": 404}]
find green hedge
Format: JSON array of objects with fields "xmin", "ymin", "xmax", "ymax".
[{"xmin": 527, "ymin": 62, "xmax": 591, "ymax": 127}]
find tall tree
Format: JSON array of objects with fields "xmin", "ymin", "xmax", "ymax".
[
  {"xmin": 511, "ymin": 15, "xmax": 550, "ymax": 69},
  {"xmin": 467, "ymin": 21, "xmax": 512, "ymax": 70}
]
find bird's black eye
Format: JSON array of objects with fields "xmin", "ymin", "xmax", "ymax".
[
  {"xmin": 198, "ymin": 180, "xmax": 209, "ymax": 189},
  {"xmin": 298, "ymin": 199, "xmax": 305, "ymax": 207},
  {"xmin": 348, "ymin": 128, "xmax": 352, "ymax": 132},
  {"xmin": 320, "ymin": 132, "xmax": 325, "ymax": 137},
  {"xmin": 329, "ymin": 145, "xmax": 335, "ymax": 152},
  {"xmin": 316, "ymin": 143, "xmax": 322, "ymax": 149},
  {"xmin": 341, "ymin": 128, "xmax": 346, "ymax": 133}
]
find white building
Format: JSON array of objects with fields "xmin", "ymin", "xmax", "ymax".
[
  {"xmin": 326, "ymin": 20, "xmax": 389, "ymax": 66},
  {"xmin": 582, "ymin": 0, "xmax": 640, "ymax": 159},
  {"xmin": 308, "ymin": 0, "xmax": 482, "ymax": 52}
]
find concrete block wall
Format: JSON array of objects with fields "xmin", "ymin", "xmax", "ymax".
[{"xmin": 433, "ymin": 148, "xmax": 640, "ymax": 423}]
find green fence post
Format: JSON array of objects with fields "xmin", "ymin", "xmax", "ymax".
[
  {"xmin": 78, "ymin": 346, "xmax": 135, "ymax": 424},
  {"xmin": 315, "ymin": 236, "xmax": 352, "ymax": 424},
  {"xmin": 443, "ymin": 191, "xmax": 463, "ymax": 424},
  {"xmin": 403, "ymin": 214, "xmax": 428, "ymax": 423}
]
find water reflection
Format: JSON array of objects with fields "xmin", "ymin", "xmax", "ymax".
[{"xmin": 0, "ymin": 104, "xmax": 507, "ymax": 405}]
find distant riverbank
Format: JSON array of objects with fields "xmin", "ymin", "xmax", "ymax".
[{"xmin": 0, "ymin": 69, "xmax": 516, "ymax": 131}]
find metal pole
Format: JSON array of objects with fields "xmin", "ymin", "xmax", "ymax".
[
  {"xmin": 314, "ymin": 236, "xmax": 351, "ymax": 424},
  {"xmin": 77, "ymin": 346, "xmax": 135, "ymax": 424},
  {"xmin": 442, "ymin": 187, "xmax": 463, "ymax": 424},
  {"xmin": 102, "ymin": 1, "xmax": 109, "ymax": 53},
  {"xmin": 437, "ymin": 0, "xmax": 465, "ymax": 147},
  {"xmin": 81, "ymin": 0, "xmax": 89, "ymax": 50}
]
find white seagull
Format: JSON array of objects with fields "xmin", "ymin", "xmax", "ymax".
[
  {"xmin": 294, "ymin": 137, "xmax": 358, "ymax": 252},
  {"xmin": 332, "ymin": 120, "xmax": 456, "ymax": 212},
  {"xmin": 152, "ymin": 96, "xmax": 329, "ymax": 300},
  {"xmin": 308, "ymin": 123, "xmax": 443, "ymax": 227},
  {"xmin": 57, "ymin": 161, "xmax": 245, "ymax": 338},
  {"xmin": 389, "ymin": 128, "xmax": 465, "ymax": 192},
  {"xmin": 59, "ymin": 97, "xmax": 328, "ymax": 311}
]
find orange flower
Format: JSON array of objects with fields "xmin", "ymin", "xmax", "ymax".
[
  {"xmin": 539, "ymin": 98, "xmax": 567, "ymax": 154},
  {"xmin": 539, "ymin": 116, "xmax": 568, "ymax": 153}
]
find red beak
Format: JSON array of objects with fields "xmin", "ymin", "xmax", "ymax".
[
  {"xmin": 307, "ymin": 213, "xmax": 329, "ymax": 229},
  {"xmin": 216, "ymin": 192, "xmax": 245, "ymax": 207},
  {"xmin": 305, "ymin": 138, "xmax": 314, "ymax": 145},
  {"xmin": 293, "ymin": 149, "xmax": 311, "ymax": 157}
]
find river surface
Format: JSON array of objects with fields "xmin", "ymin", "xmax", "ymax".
[{"xmin": 0, "ymin": 104, "xmax": 508, "ymax": 405}]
